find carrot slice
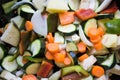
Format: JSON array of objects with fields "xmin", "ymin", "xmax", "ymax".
[
  {"xmin": 88, "ymin": 28, "xmax": 99, "ymax": 39},
  {"xmin": 45, "ymin": 51, "xmax": 54, "ymax": 60},
  {"xmin": 90, "ymin": 36, "xmax": 101, "ymax": 44},
  {"xmin": 46, "ymin": 32, "xmax": 54, "ymax": 43},
  {"xmin": 64, "ymin": 57, "xmax": 71, "ymax": 65},
  {"xmin": 60, "ymin": 50, "xmax": 67, "ymax": 57},
  {"xmin": 78, "ymin": 53, "xmax": 89, "ymax": 62},
  {"xmin": 77, "ymin": 42, "xmax": 86, "ymax": 53},
  {"xmin": 59, "ymin": 12, "xmax": 75, "ymax": 25},
  {"xmin": 54, "ymin": 53, "xmax": 65, "ymax": 62},
  {"xmin": 46, "ymin": 43, "xmax": 59, "ymax": 54},
  {"xmin": 22, "ymin": 74, "xmax": 37, "ymax": 80},
  {"xmin": 25, "ymin": 21, "xmax": 33, "ymax": 31},
  {"xmin": 94, "ymin": 41, "xmax": 103, "ymax": 50},
  {"xmin": 91, "ymin": 65, "xmax": 105, "ymax": 77},
  {"xmin": 98, "ymin": 27, "xmax": 105, "ymax": 36}
]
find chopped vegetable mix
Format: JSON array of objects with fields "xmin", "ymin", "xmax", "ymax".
[{"xmin": 0, "ymin": 0, "xmax": 120, "ymax": 80}]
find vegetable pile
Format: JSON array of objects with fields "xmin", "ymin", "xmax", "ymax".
[{"xmin": 0, "ymin": 0, "xmax": 120, "ymax": 80}]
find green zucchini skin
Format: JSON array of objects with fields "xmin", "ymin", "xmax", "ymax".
[
  {"xmin": 95, "ymin": 14, "xmax": 114, "ymax": 20},
  {"xmin": 30, "ymin": 38, "xmax": 45, "ymax": 57},
  {"xmin": 100, "ymin": 53, "xmax": 116, "ymax": 70}
]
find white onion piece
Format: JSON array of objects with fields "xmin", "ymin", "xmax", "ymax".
[
  {"xmin": 95, "ymin": 0, "xmax": 112, "ymax": 12},
  {"xmin": 49, "ymin": 70, "xmax": 61, "ymax": 80},
  {"xmin": 78, "ymin": 25, "xmax": 93, "ymax": 46},
  {"xmin": 31, "ymin": 10, "xmax": 47, "ymax": 37}
]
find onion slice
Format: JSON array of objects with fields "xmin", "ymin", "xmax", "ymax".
[
  {"xmin": 31, "ymin": 10, "xmax": 48, "ymax": 37},
  {"xmin": 78, "ymin": 25, "xmax": 93, "ymax": 46},
  {"xmin": 95, "ymin": 0, "xmax": 112, "ymax": 12},
  {"xmin": 49, "ymin": 70, "xmax": 61, "ymax": 80}
]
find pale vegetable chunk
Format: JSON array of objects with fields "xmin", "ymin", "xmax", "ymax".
[
  {"xmin": 102, "ymin": 34, "xmax": 118, "ymax": 48},
  {"xmin": 46, "ymin": 0, "xmax": 69, "ymax": 13}
]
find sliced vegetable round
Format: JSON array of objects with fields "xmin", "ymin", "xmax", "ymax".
[
  {"xmin": 57, "ymin": 24, "xmax": 76, "ymax": 35},
  {"xmin": 2, "ymin": 56, "xmax": 18, "ymax": 72},
  {"xmin": 30, "ymin": 39, "xmax": 41, "ymax": 57}
]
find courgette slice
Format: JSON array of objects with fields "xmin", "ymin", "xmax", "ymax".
[
  {"xmin": 58, "ymin": 24, "xmax": 76, "ymax": 36},
  {"xmin": 0, "ymin": 44, "xmax": 7, "ymax": 60},
  {"xmin": 66, "ymin": 42, "xmax": 78, "ymax": 52},
  {"xmin": 30, "ymin": 38, "xmax": 45, "ymax": 57},
  {"xmin": 25, "ymin": 63, "xmax": 40, "ymax": 74},
  {"xmin": 68, "ymin": 0, "xmax": 80, "ymax": 10},
  {"xmin": 1, "ymin": 22, "xmax": 20, "ymax": 47},
  {"xmin": 30, "ymin": 39, "xmax": 41, "ymax": 57},
  {"xmin": 101, "ymin": 53, "xmax": 116, "ymax": 70},
  {"xmin": 2, "ymin": 56, "xmax": 18, "ymax": 72},
  {"xmin": 84, "ymin": 18, "xmax": 97, "ymax": 36},
  {"xmin": 20, "ymin": 5, "xmax": 35, "ymax": 20},
  {"xmin": 16, "ymin": 55, "xmax": 24, "ymax": 67}
]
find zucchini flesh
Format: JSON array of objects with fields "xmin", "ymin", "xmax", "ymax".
[
  {"xmin": 2, "ymin": 56, "xmax": 18, "ymax": 72},
  {"xmin": 30, "ymin": 39, "xmax": 41, "ymax": 57},
  {"xmin": 20, "ymin": 5, "xmax": 35, "ymax": 20},
  {"xmin": 16, "ymin": 56, "xmax": 24, "ymax": 67},
  {"xmin": 101, "ymin": 53, "xmax": 116, "ymax": 69},
  {"xmin": 66, "ymin": 42, "xmax": 78, "ymax": 52},
  {"xmin": 84, "ymin": 18, "xmax": 97, "ymax": 36},
  {"xmin": 58, "ymin": 24, "xmax": 76, "ymax": 35},
  {"xmin": 0, "ymin": 45, "xmax": 5, "ymax": 60},
  {"xmin": 25, "ymin": 63, "xmax": 40, "ymax": 74}
]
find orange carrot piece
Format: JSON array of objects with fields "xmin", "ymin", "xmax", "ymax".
[
  {"xmin": 78, "ymin": 54, "xmax": 89, "ymax": 62},
  {"xmin": 88, "ymin": 28, "xmax": 99, "ymax": 39},
  {"xmin": 77, "ymin": 42, "xmax": 87, "ymax": 53},
  {"xmin": 60, "ymin": 50, "xmax": 67, "ymax": 57},
  {"xmin": 98, "ymin": 27, "xmax": 105, "ymax": 36},
  {"xmin": 91, "ymin": 65, "xmax": 105, "ymax": 77},
  {"xmin": 46, "ymin": 32, "xmax": 54, "ymax": 43},
  {"xmin": 94, "ymin": 41, "xmax": 103, "ymax": 50},
  {"xmin": 25, "ymin": 21, "xmax": 33, "ymax": 31},
  {"xmin": 22, "ymin": 74, "xmax": 37, "ymax": 80},
  {"xmin": 64, "ymin": 57, "xmax": 71, "ymax": 65},
  {"xmin": 75, "ymin": 9, "xmax": 97, "ymax": 21},
  {"xmin": 90, "ymin": 36, "xmax": 101, "ymax": 44},
  {"xmin": 45, "ymin": 51, "xmax": 54, "ymax": 60},
  {"xmin": 54, "ymin": 53, "xmax": 65, "ymax": 62},
  {"xmin": 59, "ymin": 12, "xmax": 75, "ymax": 25},
  {"xmin": 46, "ymin": 43, "xmax": 59, "ymax": 54}
]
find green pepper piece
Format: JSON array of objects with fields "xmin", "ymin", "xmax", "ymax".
[{"xmin": 105, "ymin": 19, "xmax": 120, "ymax": 34}]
